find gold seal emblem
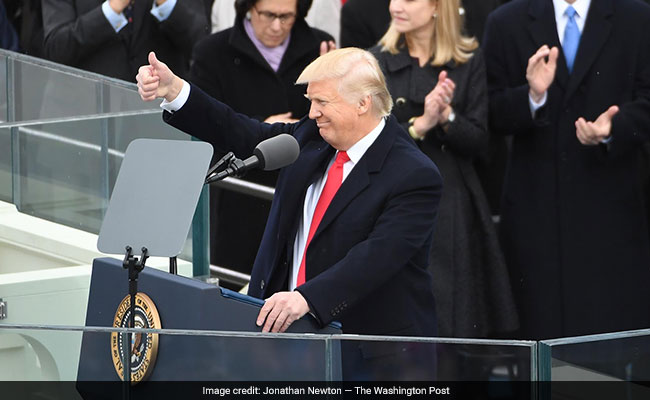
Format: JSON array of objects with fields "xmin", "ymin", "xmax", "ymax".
[{"xmin": 111, "ymin": 292, "xmax": 161, "ymax": 384}]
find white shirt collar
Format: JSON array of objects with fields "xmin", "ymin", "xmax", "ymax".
[
  {"xmin": 343, "ymin": 117, "xmax": 386, "ymax": 165},
  {"xmin": 553, "ymin": 0, "xmax": 591, "ymax": 23}
]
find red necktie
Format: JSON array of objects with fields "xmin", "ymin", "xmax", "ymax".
[{"xmin": 296, "ymin": 151, "xmax": 350, "ymax": 286}]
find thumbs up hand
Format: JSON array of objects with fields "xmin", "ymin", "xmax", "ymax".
[{"xmin": 136, "ymin": 51, "xmax": 183, "ymax": 102}]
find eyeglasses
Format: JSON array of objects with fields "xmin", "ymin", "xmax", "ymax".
[{"xmin": 253, "ymin": 6, "xmax": 297, "ymax": 24}]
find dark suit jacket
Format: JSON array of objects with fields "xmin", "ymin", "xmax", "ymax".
[
  {"xmin": 164, "ymin": 84, "xmax": 442, "ymax": 339},
  {"xmin": 484, "ymin": 0, "xmax": 650, "ymax": 339},
  {"xmin": 42, "ymin": 0, "xmax": 208, "ymax": 81}
]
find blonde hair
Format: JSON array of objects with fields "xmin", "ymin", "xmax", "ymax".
[
  {"xmin": 296, "ymin": 48, "xmax": 393, "ymax": 118},
  {"xmin": 379, "ymin": 0, "xmax": 477, "ymax": 66}
]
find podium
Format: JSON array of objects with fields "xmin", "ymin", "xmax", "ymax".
[
  {"xmin": 77, "ymin": 257, "xmax": 341, "ymax": 387},
  {"xmin": 78, "ymin": 139, "xmax": 341, "ymax": 393}
]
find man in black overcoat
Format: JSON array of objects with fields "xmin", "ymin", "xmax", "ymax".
[{"xmin": 483, "ymin": 0, "xmax": 650, "ymax": 340}]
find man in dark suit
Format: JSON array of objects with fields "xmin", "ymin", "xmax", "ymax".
[
  {"xmin": 42, "ymin": 0, "xmax": 209, "ymax": 82},
  {"xmin": 137, "ymin": 48, "xmax": 441, "ymax": 378},
  {"xmin": 483, "ymin": 0, "xmax": 650, "ymax": 340}
]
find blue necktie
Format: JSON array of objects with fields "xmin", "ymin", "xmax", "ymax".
[{"xmin": 563, "ymin": 5, "xmax": 580, "ymax": 73}]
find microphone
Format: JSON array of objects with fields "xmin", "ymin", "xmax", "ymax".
[{"xmin": 205, "ymin": 134, "xmax": 299, "ymax": 184}]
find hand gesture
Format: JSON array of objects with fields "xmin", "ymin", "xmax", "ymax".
[
  {"xmin": 416, "ymin": 70, "xmax": 456, "ymax": 133},
  {"xmin": 256, "ymin": 291, "xmax": 310, "ymax": 333},
  {"xmin": 319, "ymin": 40, "xmax": 337, "ymax": 56},
  {"xmin": 136, "ymin": 52, "xmax": 182, "ymax": 102},
  {"xmin": 575, "ymin": 106, "xmax": 619, "ymax": 145},
  {"xmin": 526, "ymin": 45, "xmax": 558, "ymax": 103},
  {"xmin": 108, "ymin": 0, "xmax": 131, "ymax": 13},
  {"xmin": 264, "ymin": 112, "xmax": 299, "ymax": 124}
]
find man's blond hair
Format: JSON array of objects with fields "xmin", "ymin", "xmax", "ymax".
[{"xmin": 296, "ymin": 48, "xmax": 393, "ymax": 118}]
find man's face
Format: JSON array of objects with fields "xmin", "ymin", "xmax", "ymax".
[
  {"xmin": 250, "ymin": 0, "xmax": 297, "ymax": 48},
  {"xmin": 306, "ymin": 79, "xmax": 361, "ymax": 150}
]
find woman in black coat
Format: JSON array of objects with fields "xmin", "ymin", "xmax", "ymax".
[
  {"xmin": 189, "ymin": 0, "xmax": 334, "ymax": 280},
  {"xmin": 371, "ymin": 0, "xmax": 516, "ymax": 338}
]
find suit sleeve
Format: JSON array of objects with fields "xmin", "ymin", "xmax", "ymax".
[
  {"xmin": 163, "ymin": 83, "xmax": 294, "ymax": 157},
  {"xmin": 483, "ymin": 12, "xmax": 546, "ymax": 137},
  {"xmin": 296, "ymin": 163, "xmax": 442, "ymax": 326},
  {"xmin": 42, "ymin": 0, "xmax": 118, "ymax": 65}
]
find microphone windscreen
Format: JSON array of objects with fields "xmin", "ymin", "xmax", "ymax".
[{"xmin": 253, "ymin": 134, "xmax": 300, "ymax": 171}]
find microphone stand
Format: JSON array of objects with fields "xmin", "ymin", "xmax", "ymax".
[{"xmin": 205, "ymin": 152, "xmax": 252, "ymax": 184}]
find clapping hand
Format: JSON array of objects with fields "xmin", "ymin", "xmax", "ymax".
[
  {"xmin": 575, "ymin": 106, "xmax": 619, "ymax": 145},
  {"xmin": 319, "ymin": 40, "xmax": 337, "ymax": 56},
  {"xmin": 526, "ymin": 45, "xmax": 559, "ymax": 103},
  {"xmin": 413, "ymin": 70, "xmax": 456, "ymax": 134}
]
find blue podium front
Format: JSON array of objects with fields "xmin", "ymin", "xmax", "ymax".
[{"xmin": 77, "ymin": 257, "xmax": 341, "ymax": 390}]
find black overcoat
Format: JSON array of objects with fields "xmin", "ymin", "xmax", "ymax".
[{"xmin": 483, "ymin": 0, "xmax": 650, "ymax": 339}]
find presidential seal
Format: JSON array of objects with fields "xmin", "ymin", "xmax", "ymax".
[{"xmin": 111, "ymin": 292, "xmax": 161, "ymax": 384}]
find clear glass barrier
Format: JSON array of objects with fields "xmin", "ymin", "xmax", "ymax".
[
  {"xmin": 0, "ymin": 52, "xmax": 7, "ymax": 122},
  {"xmin": 0, "ymin": 127, "xmax": 10, "ymax": 202},
  {"xmin": 538, "ymin": 330, "xmax": 650, "ymax": 398},
  {"xmin": 7, "ymin": 112, "xmax": 187, "ymax": 234},
  {"xmin": 540, "ymin": 329, "xmax": 650, "ymax": 381},
  {"xmin": 1, "ymin": 49, "xmax": 159, "ymax": 123},
  {"xmin": 0, "ymin": 325, "xmax": 331, "ymax": 382},
  {"xmin": 335, "ymin": 336, "xmax": 535, "ymax": 386}
]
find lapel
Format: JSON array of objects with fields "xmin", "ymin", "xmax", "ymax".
[
  {"xmin": 311, "ymin": 117, "xmax": 397, "ymax": 241},
  {"xmin": 527, "ymin": 0, "xmax": 569, "ymax": 90},
  {"xmin": 564, "ymin": 0, "xmax": 613, "ymax": 103},
  {"xmin": 130, "ymin": 0, "xmax": 149, "ymax": 43},
  {"xmin": 277, "ymin": 134, "xmax": 335, "ymax": 240}
]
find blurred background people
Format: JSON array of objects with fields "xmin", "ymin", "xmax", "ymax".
[
  {"xmin": 1, "ymin": 0, "xmax": 20, "ymax": 51},
  {"xmin": 3, "ymin": 0, "xmax": 43, "ymax": 56},
  {"xmin": 211, "ymin": 0, "xmax": 341, "ymax": 43},
  {"xmin": 42, "ymin": 0, "xmax": 209, "ymax": 82},
  {"xmin": 190, "ymin": 0, "xmax": 334, "ymax": 280},
  {"xmin": 341, "ymin": 0, "xmax": 509, "ymax": 215},
  {"xmin": 484, "ymin": 0, "xmax": 650, "ymax": 340},
  {"xmin": 340, "ymin": 0, "xmax": 389, "ymax": 49},
  {"xmin": 372, "ymin": 0, "xmax": 517, "ymax": 339},
  {"xmin": 341, "ymin": 0, "xmax": 505, "ymax": 49}
]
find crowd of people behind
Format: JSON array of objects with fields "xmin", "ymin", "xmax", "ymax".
[{"xmin": 2, "ymin": 0, "xmax": 650, "ymax": 344}]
